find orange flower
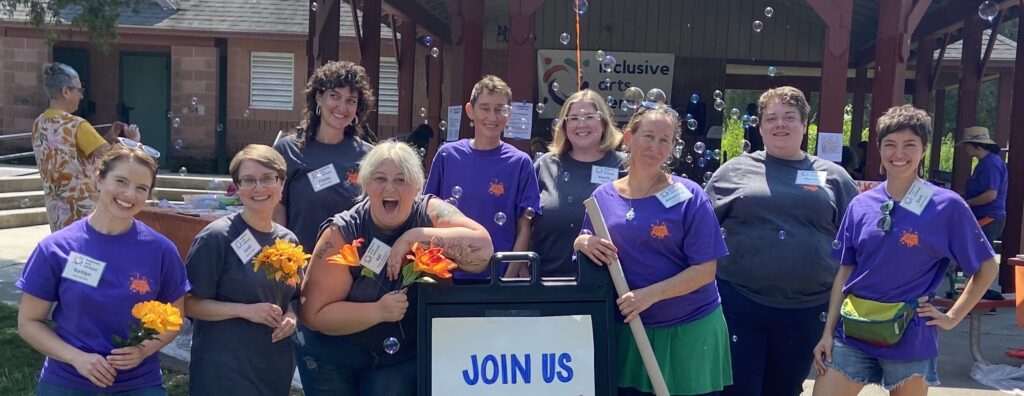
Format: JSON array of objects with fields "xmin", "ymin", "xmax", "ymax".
[
  {"xmin": 253, "ymin": 239, "xmax": 311, "ymax": 285},
  {"xmin": 406, "ymin": 241, "xmax": 457, "ymax": 279},
  {"xmin": 327, "ymin": 238, "xmax": 365, "ymax": 266}
]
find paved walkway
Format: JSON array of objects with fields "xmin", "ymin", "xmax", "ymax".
[{"xmin": 0, "ymin": 224, "xmax": 1020, "ymax": 395}]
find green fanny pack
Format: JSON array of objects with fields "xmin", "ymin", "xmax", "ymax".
[{"xmin": 840, "ymin": 295, "xmax": 919, "ymax": 346}]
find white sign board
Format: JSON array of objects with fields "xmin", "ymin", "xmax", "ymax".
[
  {"xmin": 816, "ymin": 132, "xmax": 844, "ymax": 162},
  {"xmin": 446, "ymin": 106, "xmax": 463, "ymax": 142},
  {"xmin": 503, "ymin": 102, "xmax": 534, "ymax": 140},
  {"xmin": 537, "ymin": 50, "xmax": 675, "ymax": 121},
  {"xmin": 431, "ymin": 315, "xmax": 595, "ymax": 395}
]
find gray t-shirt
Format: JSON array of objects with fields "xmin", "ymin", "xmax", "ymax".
[
  {"xmin": 274, "ymin": 132, "xmax": 373, "ymax": 252},
  {"xmin": 531, "ymin": 151, "xmax": 626, "ymax": 277},
  {"xmin": 705, "ymin": 151, "xmax": 859, "ymax": 308},
  {"xmin": 184, "ymin": 213, "xmax": 299, "ymax": 396}
]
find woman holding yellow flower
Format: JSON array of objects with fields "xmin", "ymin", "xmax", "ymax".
[
  {"xmin": 184, "ymin": 145, "xmax": 303, "ymax": 395},
  {"xmin": 297, "ymin": 141, "xmax": 492, "ymax": 395},
  {"xmin": 17, "ymin": 146, "xmax": 190, "ymax": 395}
]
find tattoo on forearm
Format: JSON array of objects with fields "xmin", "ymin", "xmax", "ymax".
[
  {"xmin": 430, "ymin": 200, "xmax": 465, "ymax": 223},
  {"xmin": 314, "ymin": 239, "xmax": 335, "ymax": 261},
  {"xmin": 419, "ymin": 236, "xmax": 487, "ymax": 270}
]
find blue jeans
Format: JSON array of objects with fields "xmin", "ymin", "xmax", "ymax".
[
  {"xmin": 718, "ymin": 279, "xmax": 827, "ymax": 396},
  {"xmin": 826, "ymin": 340, "xmax": 939, "ymax": 390},
  {"xmin": 35, "ymin": 380, "xmax": 166, "ymax": 396},
  {"xmin": 294, "ymin": 327, "xmax": 416, "ymax": 396}
]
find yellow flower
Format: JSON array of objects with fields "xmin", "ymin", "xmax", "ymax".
[
  {"xmin": 253, "ymin": 239, "xmax": 311, "ymax": 285},
  {"xmin": 327, "ymin": 238, "xmax": 364, "ymax": 267},
  {"xmin": 131, "ymin": 301, "xmax": 183, "ymax": 334}
]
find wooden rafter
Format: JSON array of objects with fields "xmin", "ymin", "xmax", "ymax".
[
  {"xmin": 929, "ymin": 33, "xmax": 949, "ymax": 92},
  {"xmin": 979, "ymin": 11, "xmax": 1004, "ymax": 78},
  {"xmin": 350, "ymin": 0, "xmax": 363, "ymax": 54}
]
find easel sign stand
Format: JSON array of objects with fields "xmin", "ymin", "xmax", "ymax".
[{"xmin": 583, "ymin": 197, "xmax": 670, "ymax": 396}]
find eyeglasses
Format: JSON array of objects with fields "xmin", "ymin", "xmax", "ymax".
[
  {"xmin": 564, "ymin": 113, "xmax": 602, "ymax": 125},
  {"xmin": 876, "ymin": 199, "xmax": 894, "ymax": 233},
  {"xmin": 237, "ymin": 175, "xmax": 280, "ymax": 189},
  {"xmin": 117, "ymin": 137, "xmax": 161, "ymax": 159},
  {"xmin": 68, "ymin": 85, "xmax": 85, "ymax": 94}
]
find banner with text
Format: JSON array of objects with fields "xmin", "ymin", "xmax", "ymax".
[
  {"xmin": 537, "ymin": 50, "xmax": 675, "ymax": 121},
  {"xmin": 431, "ymin": 315, "xmax": 595, "ymax": 395}
]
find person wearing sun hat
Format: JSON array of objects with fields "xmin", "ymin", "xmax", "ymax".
[{"xmin": 957, "ymin": 126, "xmax": 1008, "ymax": 249}]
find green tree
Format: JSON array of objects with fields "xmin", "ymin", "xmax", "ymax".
[{"xmin": 0, "ymin": 0, "xmax": 145, "ymax": 49}]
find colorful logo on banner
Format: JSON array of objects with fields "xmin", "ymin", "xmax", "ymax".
[{"xmin": 539, "ymin": 56, "xmax": 592, "ymax": 112}]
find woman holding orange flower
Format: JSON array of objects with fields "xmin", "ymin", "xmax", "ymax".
[
  {"xmin": 17, "ymin": 145, "xmax": 190, "ymax": 395},
  {"xmin": 184, "ymin": 145, "xmax": 302, "ymax": 395},
  {"xmin": 297, "ymin": 141, "xmax": 492, "ymax": 395}
]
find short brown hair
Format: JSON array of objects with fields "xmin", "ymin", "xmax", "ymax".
[
  {"xmin": 875, "ymin": 104, "xmax": 932, "ymax": 147},
  {"xmin": 549, "ymin": 89, "xmax": 622, "ymax": 155},
  {"xmin": 758, "ymin": 86, "xmax": 810, "ymax": 124},
  {"xmin": 623, "ymin": 103, "xmax": 681, "ymax": 150},
  {"xmin": 229, "ymin": 144, "xmax": 287, "ymax": 183},
  {"xmin": 469, "ymin": 75, "xmax": 512, "ymax": 105},
  {"xmin": 97, "ymin": 146, "xmax": 159, "ymax": 195}
]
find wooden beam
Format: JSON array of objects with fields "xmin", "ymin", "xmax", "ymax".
[
  {"xmin": 1001, "ymin": 0, "xmax": 1024, "ymax": 293},
  {"xmin": 454, "ymin": 0, "xmax": 484, "ymax": 140},
  {"xmin": 383, "ymin": 0, "xmax": 452, "ymax": 45},
  {"xmin": 952, "ymin": 13, "xmax": 984, "ymax": 194},
  {"xmin": 397, "ymin": 17, "xmax": 416, "ymax": 133},
  {"xmin": 850, "ymin": 66, "xmax": 868, "ymax": 148},
  {"xmin": 979, "ymin": 11, "xmax": 1004, "ymax": 78},
  {"xmin": 307, "ymin": 0, "xmax": 341, "ymax": 78},
  {"xmin": 425, "ymin": 52, "xmax": 444, "ymax": 172},
  {"xmin": 929, "ymin": 89, "xmax": 946, "ymax": 176},
  {"xmin": 361, "ymin": 0, "xmax": 382, "ymax": 138},
  {"xmin": 913, "ymin": 33, "xmax": 935, "ymax": 113},
  {"xmin": 929, "ymin": 33, "xmax": 949, "ymax": 91},
  {"xmin": 996, "ymin": 71, "xmax": 1013, "ymax": 151},
  {"xmin": 808, "ymin": 0, "xmax": 854, "ymax": 139},
  {"xmin": 391, "ymin": 15, "xmax": 401, "ymax": 65},
  {"xmin": 350, "ymin": 0, "xmax": 364, "ymax": 55},
  {"xmin": 505, "ymin": 0, "xmax": 546, "ymax": 153}
]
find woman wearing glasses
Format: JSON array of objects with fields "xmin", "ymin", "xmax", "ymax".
[
  {"xmin": 184, "ymin": 145, "xmax": 300, "ymax": 395},
  {"xmin": 18, "ymin": 145, "xmax": 190, "ymax": 395},
  {"xmin": 812, "ymin": 105, "xmax": 998, "ymax": 395},
  {"xmin": 274, "ymin": 61, "xmax": 375, "ymax": 254},
  {"xmin": 703, "ymin": 86, "xmax": 858, "ymax": 396},
  {"xmin": 34, "ymin": 62, "xmax": 143, "ymax": 232},
  {"xmin": 526, "ymin": 89, "xmax": 624, "ymax": 278}
]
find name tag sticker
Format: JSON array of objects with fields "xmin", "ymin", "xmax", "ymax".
[
  {"xmin": 61, "ymin": 252, "xmax": 106, "ymax": 288},
  {"xmin": 655, "ymin": 183, "xmax": 693, "ymax": 208},
  {"xmin": 308, "ymin": 164, "xmax": 341, "ymax": 192},
  {"xmin": 795, "ymin": 170, "xmax": 827, "ymax": 186},
  {"xmin": 360, "ymin": 238, "xmax": 392, "ymax": 274},
  {"xmin": 590, "ymin": 166, "xmax": 619, "ymax": 184},
  {"xmin": 899, "ymin": 180, "xmax": 934, "ymax": 216},
  {"xmin": 231, "ymin": 229, "xmax": 262, "ymax": 264}
]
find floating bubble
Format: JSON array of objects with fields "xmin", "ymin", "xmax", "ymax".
[
  {"xmin": 310, "ymin": 1, "xmax": 318, "ymax": 11},
  {"xmin": 712, "ymin": 90, "xmax": 723, "ymax": 101},
  {"xmin": 439, "ymin": 120, "xmax": 447, "ymax": 131},
  {"xmin": 753, "ymin": 20, "xmax": 764, "ymax": 33},
  {"xmin": 704, "ymin": 149, "xmax": 714, "ymax": 160},
  {"xmin": 730, "ymin": 108, "xmax": 740, "ymax": 119},
  {"xmin": 561, "ymin": 172, "xmax": 570, "ymax": 182},
  {"xmin": 445, "ymin": 197, "xmax": 459, "ymax": 206},
  {"xmin": 451, "ymin": 185, "xmax": 463, "ymax": 199},
  {"xmin": 580, "ymin": 229, "xmax": 593, "ymax": 236},
  {"xmin": 819, "ymin": 312, "xmax": 828, "ymax": 322},
  {"xmin": 494, "ymin": 212, "xmax": 507, "ymax": 226},
  {"xmin": 750, "ymin": 116, "xmax": 760, "ymax": 127},
  {"xmin": 601, "ymin": 55, "xmax": 616, "ymax": 72},
  {"xmin": 713, "ymin": 99, "xmax": 725, "ymax": 111},
  {"xmin": 419, "ymin": 107, "xmax": 427, "ymax": 117},
  {"xmin": 690, "ymin": 93, "xmax": 699, "ymax": 104},
  {"xmin": 174, "ymin": 139, "xmax": 184, "ymax": 150},
  {"xmin": 667, "ymin": 108, "xmax": 679, "ymax": 119},
  {"xmin": 646, "ymin": 88, "xmax": 667, "ymax": 104},
  {"xmin": 767, "ymin": 66, "xmax": 777, "ymax": 77},
  {"xmin": 979, "ymin": 1, "xmax": 998, "ymax": 22},
  {"xmin": 764, "ymin": 6, "xmax": 774, "ymax": 18},
  {"xmin": 559, "ymin": 32, "xmax": 571, "ymax": 45},
  {"xmin": 383, "ymin": 337, "xmax": 400, "ymax": 354},
  {"xmin": 720, "ymin": 228, "xmax": 726, "ymax": 238},
  {"xmin": 536, "ymin": 103, "xmax": 546, "ymax": 113},
  {"xmin": 623, "ymin": 87, "xmax": 644, "ymax": 109},
  {"xmin": 703, "ymin": 172, "xmax": 713, "ymax": 182},
  {"xmin": 712, "ymin": 149, "xmax": 721, "ymax": 160},
  {"xmin": 216, "ymin": 123, "xmax": 224, "ymax": 132},
  {"xmin": 20, "ymin": 198, "xmax": 30, "ymax": 208},
  {"xmin": 686, "ymin": 119, "xmax": 698, "ymax": 131},
  {"xmin": 596, "ymin": 50, "xmax": 605, "ymax": 61},
  {"xmin": 731, "ymin": 335, "xmax": 738, "ymax": 342},
  {"xmin": 832, "ymin": 240, "xmax": 842, "ymax": 250},
  {"xmin": 423, "ymin": 36, "xmax": 433, "ymax": 46},
  {"xmin": 422, "ymin": 119, "xmax": 429, "ymax": 126},
  {"xmin": 167, "ymin": 111, "xmax": 173, "ymax": 118},
  {"xmin": 525, "ymin": 207, "xmax": 536, "ymax": 220},
  {"xmin": 500, "ymin": 106, "xmax": 511, "ymax": 117},
  {"xmin": 603, "ymin": 78, "xmax": 612, "ymax": 87},
  {"xmin": 430, "ymin": 47, "xmax": 440, "ymax": 58},
  {"xmin": 172, "ymin": 118, "xmax": 182, "ymax": 128},
  {"xmin": 605, "ymin": 96, "xmax": 616, "ymax": 107},
  {"xmin": 694, "ymin": 141, "xmax": 706, "ymax": 154},
  {"xmin": 778, "ymin": 230, "xmax": 786, "ymax": 240},
  {"xmin": 742, "ymin": 114, "xmax": 752, "ymax": 123},
  {"xmin": 567, "ymin": 195, "xmax": 574, "ymax": 203},
  {"xmin": 243, "ymin": 109, "xmax": 252, "ymax": 118},
  {"xmin": 551, "ymin": 118, "xmax": 561, "ymax": 129},
  {"xmin": 697, "ymin": 157, "xmax": 707, "ymax": 168},
  {"xmin": 417, "ymin": 147, "xmax": 426, "ymax": 157},
  {"xmin": 619, "ymin": 101, "xmax": 629, "ymax": 111},
  {"xmin": 742, "ymin": 140, "xmax": 752, "ymax": 152},
  {"xmin": 674, "ymin": 146, "xmax": 683, "ymax": 159},
  {"xmin": 552, "ymin": 82, "xmax": 560, "ymax": 91},
  {"xmin": 573, "ymin": 0, "xmax": 588, "ymax": 15},
  {"xmin": 190, "ymin": 96, "xmax": 199, "ymax": 106},
  {"xmin": 685, "ymin": 155, "xmax": 693, "ymax": 163},
  {"xmin": 178, "ymin": 167, "xmax": 188, "ymax": 177},
  {"xmin": 207, "ymin": 180, "xmax": 221, "ymax": 191},
  {"xmin": 685, "ymin": 113, "xmax": 693, "ymax": 121}
]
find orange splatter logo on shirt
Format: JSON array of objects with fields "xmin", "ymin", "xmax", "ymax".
[
  {"xmin": 347, "ymin": 169, "xmax": 359, "ymax": 185},
  {"xmin": 802, "ymin": 185, "xmax": 820, "ymax": 192},
  {"xmin": 128, "ymin": 274, "xmax": 152, "ymax": 295},
  {"xmin": 899, "ymin": 229, "xmax": 920, "ymax": 248},
  {"xmin": 488, "ymin": 180, "xmax": 505, "ymax": 197},
  {"xmin": 650, "ymin": 222, "xmax": 670, "ymax": 239}
]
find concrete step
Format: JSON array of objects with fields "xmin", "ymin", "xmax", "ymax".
[
  {"xmin": 0, "ymin": 175, "xmax": 42, "ymax": 193},
  {"xmin": 0, "ymin": 190, "xmax": 44, "ymax": 211},
  {"xmin": 153, "ymin": 187, "xmax": 227, "ymax": 202},
  {"xmin": 155, "ymin": 174, "xmax": 232, "ymax": 191},
  {"xmin": 0, "ymin": 207, "xmax": 47, "ymax": 228}
]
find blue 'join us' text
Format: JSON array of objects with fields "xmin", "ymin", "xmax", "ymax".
[{"xmin": 461, "ymin": 353, "xmax": 574, "ymax": 385}]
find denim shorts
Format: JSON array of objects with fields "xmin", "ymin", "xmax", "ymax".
[
  {"xmin": 826, "ymin": 340, "xmax": 940, "ymax": 390},
  {"xmin": 36, "ymin": 380, "xmax": 166, "ymax": 396}
]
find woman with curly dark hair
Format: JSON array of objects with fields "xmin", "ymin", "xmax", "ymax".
[{"xmin": 273, "ymin": 61, "xmax": 376, "ymax": 254}]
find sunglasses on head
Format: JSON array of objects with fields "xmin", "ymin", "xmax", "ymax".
[{"xmin": 117, "ymin": 137, "xmax": 161, "ymax": 159}]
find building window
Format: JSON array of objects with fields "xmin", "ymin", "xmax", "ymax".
[
  {"xmin": 378, "ymin": 57, "xmax": 398, "ymax": 115},
  {"xmin": 250, "ymin": 52, "xmax": 294, "ymax": 110}
]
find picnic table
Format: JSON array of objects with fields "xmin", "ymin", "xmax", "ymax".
[{"xmin": 135, "ymin": 207, "xmax": 220, "ymax": 259}]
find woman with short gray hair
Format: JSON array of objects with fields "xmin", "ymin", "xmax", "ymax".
[{"xmin": 34, "ymin": 62, "xmax": 141, "ymax": 231}]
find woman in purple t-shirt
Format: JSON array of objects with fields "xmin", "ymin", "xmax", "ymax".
[
  {"xmin": 17, "ymin": 145, "xmax": 190, "ymax": 395},
  {"xmin": 575, "ymin": 103, "xmax": 731, "ymax": 395},
  {"xmin": 813, "ymin": 105, "xmax": 998, "ymax": 395}
]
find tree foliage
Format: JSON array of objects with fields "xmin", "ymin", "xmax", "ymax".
[{"xmin": 0, "ymin": 0, "xmax": 145, "ymax": 49}]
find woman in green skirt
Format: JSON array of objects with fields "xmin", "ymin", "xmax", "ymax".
[{"xmin": 574, "ymin": 102, "xmax": 731, "ymax": 395}]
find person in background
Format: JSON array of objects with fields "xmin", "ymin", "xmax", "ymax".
[
  {"xmin": 34, "ymin": 62, "xmax": 142, "ymax": 232},
  {"xmin": 958, "ymin": 126, "xmax": 1008, "ymax": 250}
]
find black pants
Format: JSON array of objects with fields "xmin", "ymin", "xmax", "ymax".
[{"xmin": 718, "ymin": 280, "xmax": 827, "ymax": 396}]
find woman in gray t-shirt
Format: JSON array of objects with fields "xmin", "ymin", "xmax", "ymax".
[{"xmin": 524, "ymin": 89, "xmax": 625, "ymax": 278}]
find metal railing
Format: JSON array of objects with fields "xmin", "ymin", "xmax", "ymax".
[{"xmin": 0, "ymin": 133, "xmax": 33, "ymax": 162}]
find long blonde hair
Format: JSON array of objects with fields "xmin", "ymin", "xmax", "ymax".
[{"xmin": 548, "ymin": 89, "xmax": 621, "ymax": 155}]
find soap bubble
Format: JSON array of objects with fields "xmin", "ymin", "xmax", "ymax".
[
  {"xmin": 697, "ymin": 157, "xmax": 707, "ymax": 168},
  {"xmin": 778, "ymin": 230, "xmax": 787, "ymax": 240},
  {"xmin": 451, "ymin": 186, "xmax": 463, "ymax": 199},
  {"xmin": 172, "ymin": 118, "xmax": 182, "ymax": 128},
  {"xmin": 712, "ymin": 149, "xmax": 721, "ymax": 160},
  {"xmin": 606, "ymin": 96, "xmax": 616, "ymax": 107},
  {"xmin": 750, "ymin": 116, "xmax": 760, "ymax": 127},
  {"xmin": 422, "ymin": 36, "xmax": 433, "ymax": 46},
  {"xmin": 703, "ymin": 172, "xmax": 713, "ymax": 182},
  {"xmin": 417, "ymin": 147, "xmax": 426, "ymax": 157},
  {"xmin": 690, "ymin": 93, "xmax": 699, "ymax": 104},
  {"xmin": 190, "ymin": 96, "xmax": 199, "ymax": 106},
  {"xmin": 216, "ymin": 123, "xmax": 224, "ymax": 132},
  {"xmin": 753, "ymin": 20, "xmax": 764, "ymax": 33},
  {"xmin": 439, "ymin": 120, "xmax": 448, "ymax": 130},
  {"xmin": 742, "ymin": 140, "xmax": 752, "ymax": 152},
  {"xmin": 494, "ymin": 212, "xmax": 507, "ymax": 226},
  {"xmin": 178, "ymin": 167, "xmax": 188, "ymax": 176},
  {"xmin": 559, "ymin": 32, "xmax": 571, "ymax": 45},
  {"xmin": 601, "ymin": 55, "xmax": 616, "ymax": 72},
  {"xmin": 430, "ymin": 47, "xmax": 440, "ymax": 58},
  {"xmin": 310, "ymin": 2, "xmax": 318, "ymax": 11},
  {"xmin": 730, "ymin": 108, "xmax": 740, "ymax": 119},
  {"xmin": 595, "ymin": 50, "xmax": 605, "ymax": 61},
  {"xmin": 573, "ymin": 0, "xmax": 588, "ymax": 15},
  {"xmin": 525, "ymin": 207, "xmax": 536, "ymax": 220},
  {"xmin": 820, "ymin": 312, "xmax": 828, "ymax": 322},
  {"xmin": 686, "ymin": 119, "xmax": 698, "ymax": 131},
  {"xmin": 552, "ymin": 82, "xmax": 560, "ymax": 91},
  {"xmin": 832, "ymin": 240, "xmax": 842, "ymax": 250},
  {"xmin": 580, "ymin": 229, "xmax": 593, "ymax": 236},
  {"xmin": 174, "ymin": 139, "xmax": 184, "ymax": 150},
  {"xmin": 536, "ymin": 103, "xmax": 546, "ymax": 113},
  {"xmin": 243, "ymin": 109, "xmax": 252, "ymax": 118},
  {"xmin": 20, "ymin": 198, "xmax": 30, "ymax": 208},
  {"xmin": 767, "ymin": 66, "xmax": 777, "ymax": 77},
  {"xmin": 419, "ymin": 107, "xmax": 427, "ymax": 117},
  {"xmin": 714, "ymin": 99, "xmax": 725, "ymax": 111},
  {"xmin": 694, "ymin": 141, "xmax": 706, "ymax": 154},
  {"xmin": 561, "ymin": 172, "xmax": 571, "ymax": 182},
  {"xmin": 979, "ymin": 1, "xmax": 998, "ymax": 22},
  {"xmin": 445, "ymin": 197, "xmax": 459, "ymax": 206},
  {"xmin": 764, "ymin": 6, "xmax": 774, "ymax": 18},
  {"xmin": 623, "ymin": 87, "xmax": 644, "ymax": 109},
  {"xmin": 721, "ymin": 228, "xmax": 727, "ymax": 238},
  {"xmin": 166, "ymin": 111, "xmax": 173, "ymax": 118},
  {"xmin": 674, "ymin": 146, "xmax": 683, "ymax": 159},
  {"xmin": 731, "ymin": 335, "xmax": 738, "ymax": 342},
  {"xmin": 685, "ymin": 155, "xmax": 693, "ymax": 163},
  {"xmin": 646, "ymin": 88, "xmax": 667, "ymax": 104},
  {"xmin": 383, "ymin": 337, "xmax": 400, "ymax": 354}
]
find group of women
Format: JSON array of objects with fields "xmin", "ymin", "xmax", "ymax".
[{"xmin": 17, "ymin": 58, "xmax": 1000, "ymax": 396}]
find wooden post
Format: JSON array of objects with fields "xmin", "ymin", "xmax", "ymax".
[
  {"xmin": 360, "ymin": 0, "xmax": 382, "ymax": 138},
  {"xmin": 425, "ymin": 51, "xmax": 444, "ymax": 173},
  {"xmin": 952, "ymin": 13, "xmax": 984, "ymax": 194},
  {"xmin": 306, "ymin": 0, "xmax": 340, "ymax": 78},
  {"xmin": 996, "ymin": 71, "xmax": 1013, "ymax": 155},
  {"xmin": 450, "ymin": 0, "xmax": 484, "ymax": 139},
  {"xmin": 807, "ymin": 0, "xmax": 854, "ymax": 142},
  {"xmin": 397, "ymin": 19, "xmax": 417, "ymax": 133},
  {"xmin": 505, "ymin": 0, "xmax": 546, "ymax": 153},
  {"xmin": 850, "ymin": 66, "xmax": 868, "ymax": 148},
  {"xmin": 1000, "ymin": 0, "xmax": 1024, "ymax": 293},
  {"xmin": 914, "ymin": 35, "xmax": 935, "ymax": 113},
  {"xmin": 930, "ymin": 89, "xmax": 946, "ymax": 176}
]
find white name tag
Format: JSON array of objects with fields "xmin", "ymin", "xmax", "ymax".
[
  {"xmin": 61, "ymin": 252, "xmax": 106, "ymax": 288},
  {"xmin": 231, "ymin": 229, "xmax": 262, "ymax": 264},
  {"xmin": 307, "ymin": 164, "xmax": 341, "ymax": 192},
  {"xmin": 359, "ymin": 238, "xmax": 392, "ymax": 274},
  {"xmin": 590, "ymin": 166, "xmax": 619, "ymax": 184},
  {"xmin": 655, "ymin": 183, "xmax": 693, "ymax": 208},
  {"xmin": 795, "ymin": 170, "xmax": 827, "ymax": 186},
  {"xmin": 899, "ymin": 179, "xmax": 934, "ymax": 216}
]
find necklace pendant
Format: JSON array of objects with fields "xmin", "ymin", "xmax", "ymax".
[{"xmin": 625, "ymin": 208, "xmax": 635, "ymax": 220}]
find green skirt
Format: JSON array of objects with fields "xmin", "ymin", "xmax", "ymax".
[{"xmin": 617, "ymin": 306, "xmax": 732, "ymax": 395}]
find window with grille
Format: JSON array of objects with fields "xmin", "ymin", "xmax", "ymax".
[
  {"xmin": 250, "ymin": 52, "xmax": 294, "ymax": 110},
  {"xmin": 377, "ymin": 57, "xmax": 398, "ymax": 115}
]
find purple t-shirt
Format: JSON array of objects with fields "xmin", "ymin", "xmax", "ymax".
[
  {"xmin": 16, "ymin": 218, "xmax": 191, "ymax": 392},
  {"xmin": 965, "ymin": 153, "xmax": 1008, "ymax": 219},
  {"xmin": 833, "ymin": 182, "xmax": 995, "ymax": 361},
  {"xmin": 582, "ymin": 175, "xmax": 728, "ymax": 327},
  {"xmin": 424, "ymin": 139, "xmax": 541, "ymax": 279}
]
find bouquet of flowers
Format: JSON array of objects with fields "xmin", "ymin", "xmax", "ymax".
[
  {"xmin": 252, "ymin": 239, "xmax": 311, "ymax": 308},
  {"xmin": 327, "ymin": 238, "xmax": 457, "ymax": 287},
  {"xmin": 111, "ymin": 301, "xmax": 183, "ymax": 347}
]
